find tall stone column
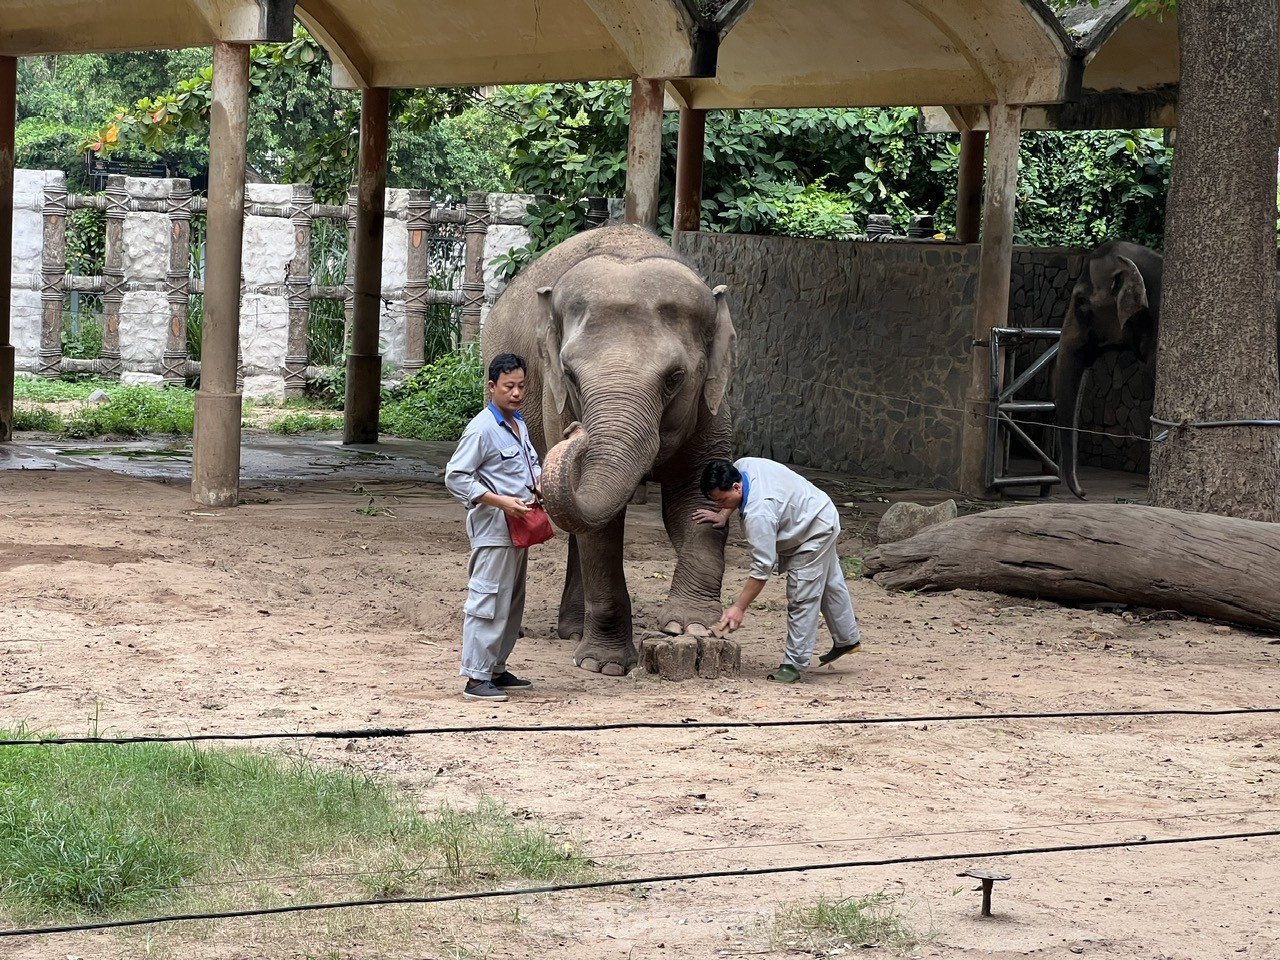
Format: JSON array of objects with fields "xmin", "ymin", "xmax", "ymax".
[
  {"xmin": 0, "ymin": 56, "xmax": 13, "ymax": 440},
  {"xmin": 403, "ymin": 190, "xmax": 430, "ymax": 374},
  {"xmin": 164, "ymin": 179, "xmax": 194, "ymax": 387},
  {"xmin": 192, "ymin": 40, "xmax": 250, "ymax": 507},
  {"xmin": 284, "ymin": 182, "xmax": 312, "ymax": 398},
  {"xmin": 38, "ymin": 181, "xmax": 68, "ymax": 379},
  {"xmin": 959, "ymin": 103, "xmax": 1022, "ymax": 498},
  {"xmin": 99, "ymin": 174, "xmax": 128, "ymax": 380},
  {"xmin": 625, "ymin": 78, "xmax": 664, "ymax": 230},
  {"xmin": 344, "ymin": 87, "xmax": 389, "ymax": 445},
  {"xmin": 460, "ymin": 192, "xmax": 489, "ymax": 345}
]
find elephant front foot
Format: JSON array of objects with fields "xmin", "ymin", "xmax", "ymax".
[
  {"xmin": 658, "ymin": 598, "xmax": 722, "ymax": 637},
  {"xmin": 573, "ymin": 635, "xmax": 638, "ymax": 676}
]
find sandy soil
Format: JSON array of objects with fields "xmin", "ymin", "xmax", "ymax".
[{"xmin": 0, "ymin": 446, "xmax": 1277, "ymax": 960}]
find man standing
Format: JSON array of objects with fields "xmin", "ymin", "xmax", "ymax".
[
  {"xmin": 445, "ymin": 353, "xmax": 542, "ymax": 702},
  {"xmin": 694, "ymin": 458, "xmax": 861, "ymax": 683}
]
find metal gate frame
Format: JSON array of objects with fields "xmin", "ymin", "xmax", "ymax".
[{"xmin": 984, "ymin": 327, "xmax": 1062, "ymax": 495}]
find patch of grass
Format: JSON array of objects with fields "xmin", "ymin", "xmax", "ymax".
[
  {"xmin": 12, "ymin": 406, "xmax": 65, "ymax": 432},
  {"xmin": 13, "ymin": 378, "xmax": 196, "ymax": 438},
  {"xmin": 0, "ymin": 729, "xmax": 595, "ymax": 927},
  {"xmin": 268, "ymin": 412, "xmax": 345, "ymax": 435},
  {"xmin": 771, "ymin": 892, "xmax": 924, "ymax": 954},
  {"xmin": 380, "ymin": 347, "xmax": 484, "ymax": 442},
  {"xmin": 62, "ymin": 387, "xmax": 195, "ymax": 438}
]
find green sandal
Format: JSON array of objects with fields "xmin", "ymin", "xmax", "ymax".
[
  {"xmin": 818, "ymin": 641, "xmax": 861, "ymax": 665},
  {"xmin": 767, "ymin": 663, "xmax": 802, "ymax": 683}
]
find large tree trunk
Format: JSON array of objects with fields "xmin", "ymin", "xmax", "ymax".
[
  {"xmin": 1149, "ymin": 0, "xmax": 1280, "ymax": 520},
  {"xmin": 862, "ymin": 504, "xmax": 1280, "ymax": 632}
]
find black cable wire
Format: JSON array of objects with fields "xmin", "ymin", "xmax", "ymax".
[
  {"xmin": 2, "ymin": 829, "xmax": 1274, "ymax": 939},
  {"xmin": 2, "ymin": 705, "xmax": 1276, "ymax": 747}
]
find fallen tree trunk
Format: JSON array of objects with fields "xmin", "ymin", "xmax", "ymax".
[{"xmin": 862, "ymin": 503, "xmax": 1280, "ymax": 632}]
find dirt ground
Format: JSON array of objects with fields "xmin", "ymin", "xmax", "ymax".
[{"xmin": 0, "ymin": 437, "xmax": 1277, "ymax": 960}]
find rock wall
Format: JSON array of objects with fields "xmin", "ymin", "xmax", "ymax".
[{"xmin": 677, "ymin": 233, "xmax": 1149, "ymax": 489}]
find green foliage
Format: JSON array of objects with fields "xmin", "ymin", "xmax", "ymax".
[
  {"xmin": 268, "ymin": 412, "xmax": 344, "ymax": 435},
  {"xmin": 491, "ymin": 83, "xmax": 955, "ymax": 253},
  {"xmin": 13, "ymin": 379, "xmax": 196, "ymax": 438},
  {"xmin": 0, "ymin": 728, "xmax": 594, "ymax": 922},
  {"xmin": 380, "ymin": 348, "xmax": 485, "ymax": 442},
  {"xmin": 60, "ymin": 317, "xmax": 103, "ymax": 360},
  {"xmin": 1015, "ymin": 129, "xmax": 1170, "ymax": 248},
  {"xmin": 305, "ymin": 366, "xmax": 347, "ymax": 410},
  {"xmin": 12, "ymin": 406, "xmax": 64, "ymax": 432}
]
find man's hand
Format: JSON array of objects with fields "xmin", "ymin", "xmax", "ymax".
[
  {"xmin": 716, "ymin": 604, "xmax": 745, "ymax": 633},
  {"xmin": 500, "ymin": 495, "xmax": 535, "ymax": 517},
  {"xmin": 692, "ymin": 507, "xmax": 730, "ymax": 529}
]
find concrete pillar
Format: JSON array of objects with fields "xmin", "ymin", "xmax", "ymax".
[
  {"xmin": 673, "ymin": 108, "xmax": 706, "ymax": 238},
  {"xmin": 625, "ymin": 78, "xmax": 664, "ymax": 230},
  {"xmin": 344, "ymin": 87, "xmax": 389, "ymax": 445},
  {"xmin": 956, "ymin": 129, "xmax": 986, "ymax": 245},
  {"xmin": 403, "ymin": 190, "xmax": 430, "ymax": 374},
  {"xmin": 38, "ymin": 181, "xmax": 68, "ymax": 380},
  {"xmin": 959, "ymin": 103, "xmax": 1022, "ymax": 498},
  {"xmin": 192, "ymin": 41, "xmax": 250, "ymax": 507},
  {"xmin": 0, "ymin": 57, "xmax": 13, "ymax": 441},
  {"xmin": 99, "ymin": 175, "xmax": 127, "ymax": 379}
]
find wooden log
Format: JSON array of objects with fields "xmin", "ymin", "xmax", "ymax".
[{"xmin": 862, "ymin": 503, "xmax": 1280, "ymax": 631}]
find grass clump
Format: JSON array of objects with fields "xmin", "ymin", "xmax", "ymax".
[
  {"xmin": 380, "ymin": 348, "xmax": 484, "ymax": 441},
  {"xmin": 268, "ymin": 412, "xmax": 345, "ymax": 435},
  {"xmin": 0, "ymin": 730, "xmax": 595, "ymax": 926},
  {"xmin": 12, "ymin": 378, "xmax": 195, "ymax": 438},
  {"xmin": 771, "ymin": 892, "xmax": 923, "ymax": 954}
]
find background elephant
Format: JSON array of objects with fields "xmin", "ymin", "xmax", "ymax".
[
  {"xmin": 1053, "ymin": 240, "xmax": 1164, "ymax": 498},
  {"xmin": 1054, "ymin": 239, "xmax": 1280, "ymax": 498},
  {"xmin": 482, "ymin": 225, "xmax": 736, "ymax": 676}
]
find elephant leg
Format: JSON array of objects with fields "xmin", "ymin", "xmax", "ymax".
[
  {"xmin": 653, "ymin": 421, "xmax": 730, "ymax": 635},
  {"xmin": 557, "ymin": 534, "xmax": 585, "ymax": 640},
  {"xmin": 572, "ymin": 512, "xmax": 636, "ymax": 676}
]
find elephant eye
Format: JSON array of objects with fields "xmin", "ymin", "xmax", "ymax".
[{"xmin": 664, "ymin": 369, "xmax": 686, "ymax": 394}]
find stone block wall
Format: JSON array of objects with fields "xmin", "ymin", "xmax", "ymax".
[
  {"xmin": 677, "ymin": 233, "xmax": 1150, "ymax": 489},
  {"xmin": 678, "ymin": 233, "xmax": 978, "ymax": 489}
]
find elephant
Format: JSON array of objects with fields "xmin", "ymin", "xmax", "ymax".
[
  {"xmin": 1053, "ymin": 239, "xmax": 1280, "ymax": 498},
  {"xmin": 481, "ymin": 225, "xmax": 736, "ymax": 676},
  {"xmin": 1053, "ymin": 240, "xmax": 1164, "ymax": 499}
]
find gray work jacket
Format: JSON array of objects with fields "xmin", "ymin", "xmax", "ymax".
[
  {"xmin": 735, "ymin": 457, "xmax": 839, "ymax": 580},
  {"xmin": 445, "ymin": 404, "xmax": 542, "ymax": 548}
]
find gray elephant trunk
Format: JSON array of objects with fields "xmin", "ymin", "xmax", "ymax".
[
  {"xmin": 541, "ymin": 419, "xmax": 660, "ymax": 534},
  {"xmin": 1054, "ymin": 356, "xmax": 1090, "ymax": 500}
]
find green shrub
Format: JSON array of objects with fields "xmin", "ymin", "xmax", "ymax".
[
  {"xmin": 62, "ymin": 386, "xmax": 196, "ymax": 438},
  {"xmin": 12, "ymin": 407, "xmax": 64, "ymax": 432},
  {"xmin": 380, "ymin": 347, "xmax": 484, "ymax": 441},
  {"xmin": 268, "ymin": 412, "xmax": 344, "ymax": 435}
]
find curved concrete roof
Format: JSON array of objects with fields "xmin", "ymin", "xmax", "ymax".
[
  {"xmin": 670, "ymin": 0, "xmax": 1081, "ymax": 109},
  {"xmin": 0, "ymin": 0, "xmax": 1080, "ymax": 111}
]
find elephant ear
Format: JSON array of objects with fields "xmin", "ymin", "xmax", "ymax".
[
  {"xmin": 1112, "ymin": 256, "xmax": 1155, "ymax": 361},
  {"xmin": 537, "ymin": 286, "xmax": 569, "ymax": 415},
  {"xmin": 1112, "ymin": 255, "xmax": 1149, "ymax": 326},
  {"xmin": 703, "ymin": 284, "xmax": 737, "ymax": 418}
]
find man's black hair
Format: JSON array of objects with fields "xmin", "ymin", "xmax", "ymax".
[
  {"xmin": 700, "ymin": 459, "xmax": 741, "ymax": 498},
  {"xmin": 488, "ymin": 353, "xmax": 527, "ymax": 384}
]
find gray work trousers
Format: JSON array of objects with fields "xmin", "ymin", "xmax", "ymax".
[
  {"xmin": 460, "ymin": 545, "xmax": 528, "ymax": 681},
  {"xmin": 783, "ymin": 532, "xmax": 861, "ymax": 670}
]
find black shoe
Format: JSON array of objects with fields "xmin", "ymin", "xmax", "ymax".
[
  {"xmin": 492, "ymin": 671, "xmax": 532, "ymax": 690},
  {"xmin": 463, "ymin": 679, "xmax": 508, "ymax": 702},
  {"xmin": 818, "ymin": 641, "xmax": 862, "ymax": 665}
]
